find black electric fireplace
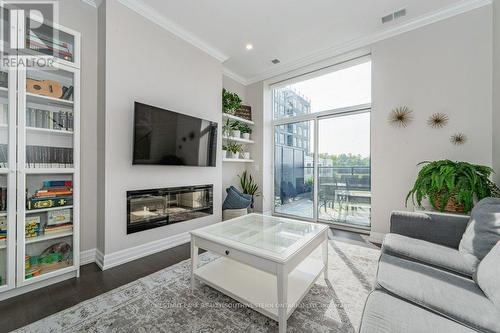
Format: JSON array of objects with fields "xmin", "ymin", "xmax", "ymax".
[{"xmin": 127, "ymin": 184, "xmax": 213, "ymax": 234}]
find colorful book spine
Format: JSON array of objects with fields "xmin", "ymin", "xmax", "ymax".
[{"xmin": 27, "ymin": 196, "xmax": 73, "ymax": 210}]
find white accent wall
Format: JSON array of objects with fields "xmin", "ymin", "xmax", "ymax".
[
  {"xmin": 97, "ymin": 0, "xmax": 222, "ymax": 258},
  {"xmin": 494, "ymin": 0, "xmax": 500, "ymax": 185},
  {"xmin": 370, "ymin": 6, "xmax": 493, "ymax": 237}
]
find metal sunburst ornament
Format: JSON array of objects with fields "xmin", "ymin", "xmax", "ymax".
[
  {"xmin": 450, "ymin": 133, "xmax": 467, "ymax": 145},
  {"xmin": 389, "ymin": 106, "xmax": 413, "ymax": 128},
  {"xmin": 427, "ymin": 112, "xmax": 449, "ymax": 128}
]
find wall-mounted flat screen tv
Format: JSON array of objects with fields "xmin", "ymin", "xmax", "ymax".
[{"xmin": 133, "ymin": 102, "xmax": 217, "ymax": 166}]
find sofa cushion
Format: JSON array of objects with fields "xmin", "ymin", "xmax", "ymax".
[
  {"xmin": 475, "ymin": 241, "xmax": 500, "ymax": 310},
  {"xmin": 222, "ymin": 186, "xmax": 252, "ymax": 210},
  {"xmin": 360, "ymin": 290, "xmax": 475, "ymax": 333},
  {"xmin": 376, "ymin": 253, "xmax": 500, "ymax": 333},
  {"xmin": 382, "ymin": 233, "xmax": 474, "ymax": 277},
  {"xmin": 459, "ymin": 197, "xmax": 500, "ymax": 268}
]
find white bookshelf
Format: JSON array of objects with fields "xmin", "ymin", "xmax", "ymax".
[{"xmin": 0, "ymin": 17, "xmax": 81, "ymax": 296}]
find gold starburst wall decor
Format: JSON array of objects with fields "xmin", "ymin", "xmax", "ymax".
[
  {"xmin": 450, "ymin": 133, "xmax": 467, "ymax": 145},
  {"xmin": 427, "ymin": 112, "xmax": 449, "ymax": 128},
  {"xmin": 389, "ymin": 106, "xmax": 413, "ymax": 128}
]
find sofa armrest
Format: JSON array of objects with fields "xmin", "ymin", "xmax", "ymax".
[{"xmin": 390, "ymin": 211, "xmax": 470, "ymax": 249}]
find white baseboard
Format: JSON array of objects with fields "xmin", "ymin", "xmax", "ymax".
[
  {"xmin": 100, "ymin": 232, "xmax": 190, "ymax": 270},
  {"xmin": 369, "ymin": 232, "xmax": 386, "ymax": 244},
  {"xmin": 95, "ymin": 248, "xmax": 105, "ymax": 270},
  {"xmin": 80, "ymin": 248, "xmax": 97, "ymax": 265}
]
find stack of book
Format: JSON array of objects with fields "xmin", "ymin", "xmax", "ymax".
[
  {"xmin": 26, "ymin": 108, "xmax": 74, "ymax": 132},
  {"xmin": 25, "ymin": 216, "xmax": 41, "ymax": 238},
  {"xmin": 26, "ymin": 145, "xmax": 73, "ymax": 168},
  {"xmin": 27, "ymin": 180, "xmax": 73, "ymax": 210},
  {"xmin": 0, "ymin": 144, "xmax": 7, "ymax": 168},
  {"xmin": 0, "ymin": 215, "xmax": 6, "ymax": 243},
  {"xmin": 26, "ymin": 31, "xmax": 73, "ymax": 62},
  {"xmin": 45, "ymin": 208, "xmax": 72, "ymax": 235},
  {"xmin": 0, "ymin": 187, "xmax": 7, "ymax": 211}
]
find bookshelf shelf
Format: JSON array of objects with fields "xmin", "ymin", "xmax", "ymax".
[
  {"xmin": 25, "ymin": 168, "xmax": 75, "ymax": 174},
  {"xmin": 222, "ymin": 136, "xmax": 254, "ymax": 144},
  {"xmin": 25, "ymin": 205, "xmax": 73, "ymax": 214},
  {"xmin": 223, "ymin": 158, "xmax": 254, "ymax": 163},
  {"xmin": 25, "ymin": 230, "xmax": 73, "ymax": 244},
  {"xmin": 222, "ymin": 113, "xmax": 255, "ymax": 125},
  {"xmin": 26, "ymin": 92, "xmax": 74, "ymax": 107},
  {"xmin": 26, "ymin": 127, "xmax": 74, "ymax": 135}
]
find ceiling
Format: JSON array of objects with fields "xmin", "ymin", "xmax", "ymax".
[{"xmin": 128, "ymin": 0, "xmax": 487, "ymax": 84}]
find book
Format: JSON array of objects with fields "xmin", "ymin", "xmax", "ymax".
[
  {"xmin": 27, "ymin": 196, "xmax": 73, "ymax": 210},
  {"xmin": 47, "ymin": 208, "xmax": 72, "ymax": 225},
  {"xmin": 26, "ymin": 146, "xmax": 73, "ymax": 168}
]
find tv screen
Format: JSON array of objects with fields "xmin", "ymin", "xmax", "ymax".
[{"xmin": 133, "ymin": 102, "xmax": 217, "ymax": 166}]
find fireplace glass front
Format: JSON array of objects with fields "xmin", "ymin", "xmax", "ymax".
[{"xmin": 127, "ymin": 185, "xmax": 213, "ymax": 234}]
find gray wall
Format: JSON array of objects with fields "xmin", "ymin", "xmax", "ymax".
[
  {"xmin": 370, "ymin": 6, "xmax": 493, "ymax": 238},
  {"xmin": 99, "ymin": 1, "xmax": 222, "ymax": 255},
  {"xmin": 58, "ymin": 0, "xmax": 98, "ymax": 251},
  {"xmin": 494, "ymin": 0, "xmax": 500, "ymax": 185}
]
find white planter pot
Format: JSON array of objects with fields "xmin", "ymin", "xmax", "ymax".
[
  {"xmin": 242, "ymin": 152, "xmax": 250, "ymax": 160},
  {"xmin": 231, "ymin": 152, "xmax": 239, "ymax": 159},
  {"xmin": 232, "ymin": 130, "xmax": 241, "ymax": 138},
  {"xmin": 242, "ymin": 133, "xmax": 250, "ymax": 140},
  {"xmin": 222, "ymin": 150, "xmax": 227, "ymax": 158}
]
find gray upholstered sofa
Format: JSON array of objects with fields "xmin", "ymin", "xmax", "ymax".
[{"xmin": 359, "ymin": 198, "xmax": 500, "ymax": 333}]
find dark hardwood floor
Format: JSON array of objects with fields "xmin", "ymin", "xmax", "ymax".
[{"xmin": 0, "ymin": 229, "xmax": 376, "ymax": 332}]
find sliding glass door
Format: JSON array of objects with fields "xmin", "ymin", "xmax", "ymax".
[
  {"xmin": 272, "ymin": 57, "xmax": 371, "ymax": 229},
  {"xmin": 317, "ymin": 112, "xmax": 371, "ymax": 227}
]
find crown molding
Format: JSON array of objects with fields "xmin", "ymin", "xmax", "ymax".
[
  {"xmin": 116, "ymin": 0, "xmax": 228, "ymax": 62},
  {"xmin": 222, "ymin": 67, "xmax": 249, "ymax": 86},
  {"xmin": 244, "ymin": 0, "xmax": 492, "ymax": 85},
  {"xmin": 80, "ymin": 0, "xmax": 102, "ymax": 8}
]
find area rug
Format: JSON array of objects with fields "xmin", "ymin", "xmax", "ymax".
[{"xmin": 16, "ymin": 240, "xmax": 380, "ymax": 333}]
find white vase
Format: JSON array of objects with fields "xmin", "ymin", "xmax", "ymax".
[
  {"xmin": 242, "ymin": 152, "xmax": 250, "ymax": 160},
  {"xmin": 231, "ymin": 152, "xmax": 239, "ymax": 159},
  {"xmin": 222, "ymin": 150, "xmax": 227, "ymax": 159},
  {"xmin": 242, "ymin": 133, "xmax": 250, "ymax": 140},
  {"xmin": 232, "ymin": 130, "xmax": 241, "ymax": 138}
]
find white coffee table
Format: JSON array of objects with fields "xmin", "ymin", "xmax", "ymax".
[{"xmin": 190, "ymin": 213, "xmax": 329, "ymax": 333}]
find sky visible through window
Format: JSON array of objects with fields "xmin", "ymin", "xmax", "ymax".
[{"xmin": 283, "ymin": 61, "xmax": 371, "ymax": 157}]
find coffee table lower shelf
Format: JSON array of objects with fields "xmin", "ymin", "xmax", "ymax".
[{"xmin": 194, "ymin": 256, "xmax": 324, "ymax": 320}]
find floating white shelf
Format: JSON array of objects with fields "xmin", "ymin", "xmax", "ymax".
[
  {"xmin": 222, "ymin": 113, "xmax": 254, "ymax": 125},
  {"xmin": 222, "ymin": 136, "xmax": 254, "ymax": 144},
  {"xmin": 26, "ymin": 92, "xmax": 74, "ymax": 107},
  {"xmin": 25, "ymin": 230, "xmax": 73, "ymax": 244},
  {"xmin": 26, "ymin": 205, "xmax": 73, "ymax": 214},
  {"xmin": 223, "ymin": 158, "xmax": 254, "ymax": 163}
]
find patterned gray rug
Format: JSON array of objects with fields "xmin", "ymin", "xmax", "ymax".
[{"xmin": 16, "ymin": 240, "xmax": 380, "ymax": 333}]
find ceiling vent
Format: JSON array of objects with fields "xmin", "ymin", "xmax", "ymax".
[
  {"xmin": 382, "ymin": 8, "xmax": 406, "ymax": 24},
  {"xmin": 271, "ymin": 59, "xmax": 281, "ymax": 64}
]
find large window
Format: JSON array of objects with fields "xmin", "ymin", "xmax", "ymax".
[{"xmin": 273, "ymin": 58, "xmax": 371, "ymax": 229}]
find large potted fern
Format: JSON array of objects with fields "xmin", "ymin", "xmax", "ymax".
[{"xmin": 406, "ymin": 160, "xmax": 500, "ymax": 213}]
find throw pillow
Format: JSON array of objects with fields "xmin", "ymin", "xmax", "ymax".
[{"xmin": 222, "ymin": 186, "xmax": 252, "ymax": 210}]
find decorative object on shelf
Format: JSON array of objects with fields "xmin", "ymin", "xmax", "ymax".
[
  {"xmin": 27, "ymin": 180, "xmax": 73, "ymax": 210},
  {"xmin": 238, "ymin": 171, "xmax": 260, "ymax": 208},
  {"xmin": 222, "ymin": 119, "xmax": 233, "ymax": 137},
  {"xmin": 450, "ymin": 133, "xmax": 467, "ymax": 145},
  {"xmin": 25, "ymin": 216, "xmax": 41, "ymax": 238},
  {"xmin": 222, "ymin": 88, "xmax": 242, "ymax": 115},
  {"xmin": 234, "ymin": 105, "xmax": 252, "ymax": 121},
  {"xmin": 26, "ymin": 79, "xmax": 63, "ymax": 99},
  {"xmin": 222, "ymin": 144, "xmax": 228, "ymax": 159},
  {"xmin": 226, "ymin": 141, "xmax": 242, "ymax": 159},
  {"xmin": 238, "ymin": 123, "xmax": 252, "ymax": 140},
  {"xmin": 406, "ymin": 160, "xmax": 500, "ymax": 213},
  {"xmin": 388, "ymin": 106, "xmax": 413, "ymax": 128},
  {"xmin": 427, "ymin": 112, "xmax": 449, "ymax": 128},
  {"xmin": 25, "ymin": 242, "xmax": 73, "ymax": 279},
  {"xmin": 242, "ymin": 152, "xmax": 251, "ymax": 160},
  {"xmin": 27, "ymin": 30, "xmax": 74, "ymax": 62}
]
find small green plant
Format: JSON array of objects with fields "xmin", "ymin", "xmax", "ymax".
[
  {"xmin": 222, "ymin": 119, "xmax": 234, "ymax": 136},
  {"xmin": 238, "ymin": 122, "xmax": 252, "ymax": 134},
  {"xmin": 406, "ymin": 160, "xmax": 500, "ymax": 213},
  {"xmin": 226, "ymin": 141, "xmax": 242, "ymax": 154},
  {"xmin": 222, "ymin": 144, "xmax": 228, "ymax": 151},
  {"xmin": 239, "ymin": 171, "xmax": 261, "ymax": 209},
  {"xmin": 222, "ymin": 88, "xmax": 242, "ymax": 114}
]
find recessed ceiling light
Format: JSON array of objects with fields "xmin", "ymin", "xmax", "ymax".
[{"xmin": 246, "ymin": 44, "xmax": 253, "ymax": 50}]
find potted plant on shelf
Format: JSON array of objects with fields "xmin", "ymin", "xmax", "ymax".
[
  {"xmin": 230, "ymin": 121, "xmax": 241, "ymax": 138},
  {"xmin": 226, "ymin": 141, "xmax": 242, "ymax": 159},
  {"xmin": 222, "ymin": 144, "xmax": 228, "ymax": 159},
  {"xmin": 239, "ymin": 123, "xmax": 252, "ymax": 140},
  {"xmin": 239, "ymin": 171, "xmax": 261, "ymax": 209},
  {"xmin": 406, "ymin": 160, "xmax": 500, "ymax": 213},
  {"xmin": 222, "ymin": 119, "xmax": 233, "ymax": 138},
  {"xmin": 222, "ymin": 88, "xmax": 242, "ymax": 115}
]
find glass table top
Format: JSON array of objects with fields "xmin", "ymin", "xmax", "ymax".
[{"xmin": 195, "ymin": 214, "xmax": 325, "ymax": 256}]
